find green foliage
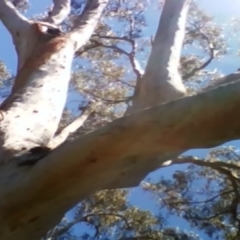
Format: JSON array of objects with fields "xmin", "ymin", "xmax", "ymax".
[{"xmin": 0, "ymin": 60, "xmax": 10, "ymax": 81}]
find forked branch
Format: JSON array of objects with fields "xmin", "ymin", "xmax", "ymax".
[{"xmin": 1, "ymin": 74, "xmax": 240, "ymax": 240}]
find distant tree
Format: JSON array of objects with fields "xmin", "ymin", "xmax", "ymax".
[{"xmin": 0, "ymin": 0, "xmax": 240, "ymax": 239}]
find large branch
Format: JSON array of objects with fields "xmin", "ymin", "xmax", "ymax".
[
  {"xmin": 0, "ymin": 0, "xmax": 107, "ymax": 163},
  {"xmin": 0, "ymin": 1, "xmax": 69, "ymax": 74},
  {"xmin": 0, "ymin": 22, "xmax": 77, "ymax": 165},
  {"xmin": 200, "ymin": 71, "xmax": 240, "ymax": 92},
  {"xmin": 43, "ymin": 0, "xmax": 71, "ymax": 25},
  {"xmin": 1, "ymin": 79, "xmax": 240, "ymax": 239},
  {"xmin": 127, "ymin": 0, "xmax": 191, "ymax": 114},
  {"xmin": 69, "ymin": 0, "xmax": 109, "ymax": 50},
  {"xmin": 0, "ymin": 0, "xmax": 30, "ymax": 39}
]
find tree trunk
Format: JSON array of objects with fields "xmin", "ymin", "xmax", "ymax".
[{"xmin": 0, "ymin": 0, "xmax": 239, "ymax": 239}]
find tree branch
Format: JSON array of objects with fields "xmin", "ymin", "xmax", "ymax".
[
  {"xmin": 43, "ymin": 0, "xmax": 71, "ymax": 25},
  {"xmin": 75, "ymin": 82, "xmax": 132, "ymax": 104},
  {"xmin": 69, "ymin": 0, "xmax": 109, "ymax": 50},
  {"xmin": 2, "ymin": 79, "xmax": 240, "ymax": 239},
  {"xmin": 120, "ymin": 237, "xmax": 155, "ymax": 240},
  {"xmin": 161, "ymin": 156, "xmax": 240, "ymax": 171},
  {"xmin": 90, "ymin": 39, "xmax": 143, "ymax": 79},
  {"xmin": 92, "ymin": 34, "xmax": 133, "ymax": 43},
  {"xmin": 76, "ymin": 35, "xmax": 144, "ymax": 80},
  {"xmin": 186, "ymin": 168, "xmax": 240, "ymax": 237},
  {"xmin": 127, "ymin": 0, "xmax": 191, "ymax": 114},
  {"xmin": 168, "ymin": 189, "xmax": 234, "ymax": 205},
  {"xmin": 163, "ymin": 155, "xmax": 240, "ymax": 236},
  {"xmin": 127, "ymin": 16, "xmax": 144, "ymax": 79},
  {"xmin": 0, "ymin": 0, "xmax": 31, "ymax": 40},
  {"xmin": 49, "ymin": 212, "xmax": 130, "ymax": 238},
  {"xmin": 48, "ymin": 102, "xmax": 98, "ymax": 149},
  {"xmin": 200, "ymin": 71, "xmax": 240, "ymax": 92}
]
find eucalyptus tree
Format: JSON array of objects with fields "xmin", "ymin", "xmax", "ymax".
[{"xmin": 0, "ymin": 0, "xmax": 240, "ymax": 239}]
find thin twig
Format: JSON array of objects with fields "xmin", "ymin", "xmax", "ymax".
[{"xmin": 90, "ymin": 39, "xmax": 144, "ymax": 78}]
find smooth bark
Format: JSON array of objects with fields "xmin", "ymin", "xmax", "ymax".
[
  {"xmin": 0, "ymin": 79, "xmax": 240, "ymax": 239},
  {"xmin": 69, "ymin": 0, "xmax": 109, "ymax": 50},
  {"xmin": 43, "ymin": 0, "xmax": 71, "ymax": 25},
  {"xmin": 127, "ymin": 0, "xmax": 190, "ymax": 114}
]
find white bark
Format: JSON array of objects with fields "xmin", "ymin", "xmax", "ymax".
[
  {"xmin": 0, "ymin": 79, "xmax": 240, "ymax": 239},
  {"xmin": 0, "ymin": 0, "xmax": 30, "ymax": 38},
  {"xmin": 69, "ymin": 0, "xmax": 109, "ymax": 50},
  {"xmin": 0, "ymin": 0, "xmax": 32, "ymax": 71},
  {"xmin": 0, "ymin": 0, "xmax": 107, "ymax": 164},
  {"xmin": 43, "ymin": 0, "xmax": 71, "ymax": 25},
  {"xmin": 127, "ymin": 0, "xmax": 190, "ymax": 114}
]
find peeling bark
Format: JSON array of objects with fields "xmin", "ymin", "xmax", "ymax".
[{"xmin": 0, "ymin": 0, "xmax": 30, "ymax": 38}]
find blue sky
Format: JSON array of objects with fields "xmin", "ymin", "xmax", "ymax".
[{"xmin": 1, "ymin": 0, "xmax": 240, "ymax": 238}]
